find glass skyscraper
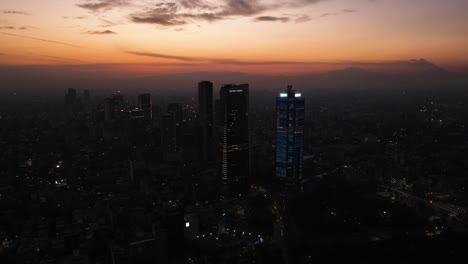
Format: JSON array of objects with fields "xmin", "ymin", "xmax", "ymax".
[
  {"xmin": 138, "ymin": 93, "xmax": 152, "ymax": 121},
  {"xmin": 276, "ymin": 85, "xmax": 305, "ymax": 191},
  {"xmin": 220, "ymin": 84, "xmax": 250, "ymax": 197},
  {"xmin": 198, "ymin": 81, "xmax": 214, "ymax": 163}
]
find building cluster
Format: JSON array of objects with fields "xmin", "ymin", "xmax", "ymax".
[
  {"xmin": 1, "ymin": 83, "xmax": 468, "ymax": 263},
  {"xmin": 0, "ymin": 82, "xmax": 306, "ymax": 264}
]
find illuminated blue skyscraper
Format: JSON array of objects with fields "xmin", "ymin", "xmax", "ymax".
[{"xmin": 276, "ymin": 85, "xmax": 305, "ymax": 191}]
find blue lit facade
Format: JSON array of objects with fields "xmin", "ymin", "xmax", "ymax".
[{"xmin": 276, "ymin": 85, "xmax": 305, "ymax": 190}]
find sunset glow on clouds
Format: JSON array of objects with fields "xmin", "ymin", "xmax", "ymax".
[{"xmin": 1, "ymin": 0, "xmax": 468, "ymax": 75}]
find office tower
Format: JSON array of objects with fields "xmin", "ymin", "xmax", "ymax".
[
  {"xmin": 65, "ymin": 88, "xmax": 77, "ymax": 115},
  {"xmin": 112, "ymin": 92, "xmax": 125, "ymax": 113},
  {"xmin": 161, "ymin": 113, "xmax": 177, "ymax": 152},
  {"xmin": 65, "ymin": 88, "xmax": 77, "ymax": 105},
  {"xmin": 168, "ymin": 103, "xmax": 183, "ymax": 149},
  {"xmin": 214, "ymin": 99, "xmax": 223, "ymax": 126},
  {"xmin": 104, "ymin": 97, "xmax": 115, "ymax": 121},
  {"xmin": 167, "ymin": 103, "xmax": 183, "ymax": 124},
  {"xmin": 220, "ymin": 84, "xmax": 250, "ymax": 197},
  {"xmin": 198, "ymin": 81, "xmax": 213, "ymax": 124},
  {"xmin": 198, "ymin": 81, "xmax": 214, "ymax": 163},
  {"xmin": 276, "ymin": 85, "xmax": 305, "ymax": 191},
  {"xmin": 83, "ymin": 89, "xmax": 91, "ymax": 104},
  {"xmin": 83, "ymin": 89, "xmax": 91, "ymax": 110},
  {"xmin": 138, "ymin": 94, "xmax": 152, "ymax": 122}
]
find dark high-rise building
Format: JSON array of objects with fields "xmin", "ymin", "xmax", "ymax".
[
  {"xmin": 220, "ymin": 84, "xmax": 250, "ymax": 197},
  {"xmin": 168, "ymin": 103, "xmax": 183, "ymax": 124},
  {"xmin": 104, "ymin": 97, "xmax": 115, "ymax": 121},
  {"xmin": 83, "ymin": 89, "xmax": 90, "ymax": 102},
  {"xmin": 65, "ymin": 88, "xmax": 77, "ymax": 114},
  {"xmin": 138, "ymin": 94, "xmax": 152, "ymax": 121},
  {"xmin": 161, "ymin": 113, "xmax": 177, "ymax": 152},
  {"xmin": 82, "ymin": 89, "xmax": 91, "ymax": 111},
  {"xmin": 198, "ymin": 81, "xmax": 214, "ymax": 163},
  {"xmin": 65, "ymin": 88, "xmax": 77, "ymax": 105},
  {"xmin": 113, "ymin": 92, "xmax": 125, "ymax": 112},
  {"xmin": 276, "ymin": 85, "xmax": 305, "ymax": 191},
  {"xmin": 214, "ymin": 99, "xmax": 223, "ymax": 126},
  {"xmin": 198, "ymin": 81, "xmax": 213, "ymax": 124},
  {"xmin": 168, "ymin": 103, "xmax": 183, "ymax": 149}
]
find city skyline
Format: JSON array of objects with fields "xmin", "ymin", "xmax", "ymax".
[
  {"xmin": 2, "ymin": 77, "xmax": 468, "ymax": 263},
  {"xmin": 2, "ymin": 1, "xmax": 468, "ymax": 263},
  {"xmin": 1, "ymin": 0, "xmax": 468, "ymax": 77}
]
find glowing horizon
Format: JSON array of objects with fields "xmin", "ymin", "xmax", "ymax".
[{"xmin": 1, "ymin": 0, "xmax": 468, "ymax": 75}]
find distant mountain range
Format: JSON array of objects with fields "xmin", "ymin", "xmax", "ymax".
[
  {"xmin": 130, "ymin": 60, "xmax": 461, "ymax": 92},
  {"xmin": 0, "ymin": 59, "xmax": 466, "ymax": 97}
]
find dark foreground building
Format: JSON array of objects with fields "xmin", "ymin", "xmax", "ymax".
[{"xmin": 220, "ymin": 84, "xmax": 250, "ymax": 198}]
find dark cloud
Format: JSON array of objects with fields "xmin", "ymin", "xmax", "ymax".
[
  {"xmin": 130, "ymin": 2, "xmax": 188, "ymax": 26},
  {"xmin": 63, "ymin": 15, "xmax": 88, "ymax": 19},
  {"xmin": 179, "ymin": 0, "xmax": 216, "ymax": 10},
  {"xmin": 181, "ymin": 12, "xmax": 222, "ymax": 22},
  {"xmin": 131, "ymin": 14, "xmax": 188, "ymax": 26},
  {"xmin": 85, "ymin": 30, "xmax": 117, "ymax": 34},
  {"xmin": 295, "ymin": 15, "xmax": 312, "ymax": 23},
  {"xmin": 129, "ymin": 0, "xmax": 327, "ymax": 26},
  {"xmin": 1, "ymin": 32, "xmax": 85, "ymax": 48},
  {"xmin": 3, "ymin": 10, "xmax": 31, "ymax": 15},
  {"xmin": 287, "ymin": 0, "xmax": 327, "ymax": 8},
  {"xmin": 99, "ymin": 18, "xmax": 118, "ymax": 27},
  {"xmin": 320, "ymin": 12, "xmax": 339, "ymax": 17},
  {"xmin": 76, "ymin": 0, "xmax": 129, "ymax": 12},
  {"xmin": 125, "ymin": 50, "xmax": 321, "ymax": 65},
  {"xmin": 0, "ymin": 26, "xmax": 32, "ymax": 30},
  {"xmin": 130, "ymin": 2, "xmax": 223, "ymax": 26},
  {"xmin": 219, "ymin": 0, "xmax": 270, "ymax": 16},
  {"xmin": 126, "ymin": 50, "xmax": 206, "ymax": 61},
  {"xmin": 42, "ymin": 55, "xmax": 85, "ymax": 62},
  {"xmin": 254, "ymin": 16, "xmax": 290, "ymax": 23},
  {"xmin": 297, "ymin": 0, "xmax": 328, "ymax": 3},
  {"xmin": 317, "ymin": 9, "xmax": 356, "ymax": 19}
]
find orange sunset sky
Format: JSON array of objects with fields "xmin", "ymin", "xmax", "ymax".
[{"xmin": 1, "ymin": 0, "xmax": 468, "ymax": 75}]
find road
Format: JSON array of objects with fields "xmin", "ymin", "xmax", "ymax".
[{"xmin": 387, "ymin": 187, "xmax": 468, "ymax": 216}]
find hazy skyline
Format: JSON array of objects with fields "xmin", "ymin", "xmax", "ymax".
[{"xmin": 1, "ymin": 0, "xmax": 468, "ymax": 76}]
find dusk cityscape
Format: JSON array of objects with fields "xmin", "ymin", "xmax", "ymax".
[{"xmin": 1, "ymin": 0, "xmax": 468, "ymax": 263}]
